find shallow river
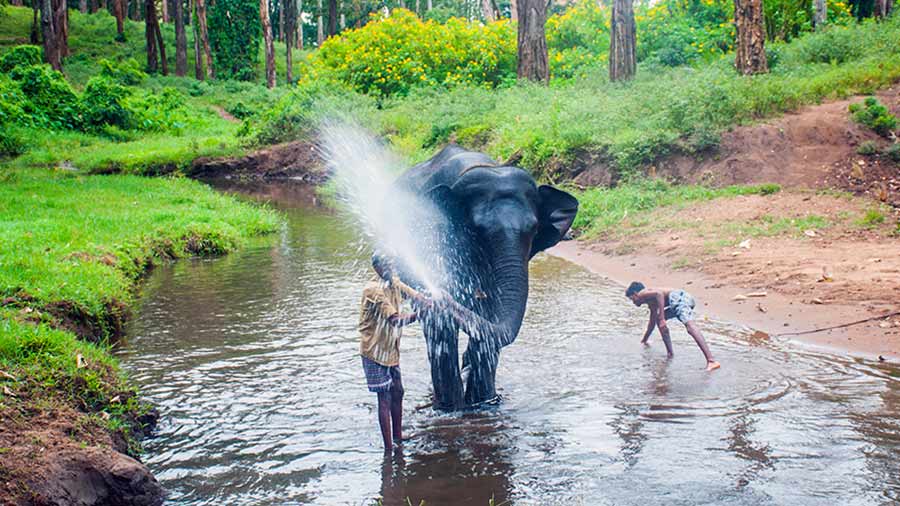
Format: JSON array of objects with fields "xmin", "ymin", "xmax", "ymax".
[{"xmin": 119, "ymin": 182, "xmax": 900, "ymax": 506}]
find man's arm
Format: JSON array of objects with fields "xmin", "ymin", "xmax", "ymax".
[
  {"xmin": 653, "ymin": 292, "xmax": 674, "ymax": 357},
  {"xmin": 387, "ymin": 312, "xmax": 417, "ymax": 327},
  {"xmin": 641, "ymin": 308, "xmax": 657, "ymax": 344}
]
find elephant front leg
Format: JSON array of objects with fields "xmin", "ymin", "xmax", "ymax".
[
  {"xmin": 424, "ymin": 317, "xmax": 464, "ymax": 411},
  {"xmin": 462, "ymin": 337, "xmax": 499, "ymax": 407}
]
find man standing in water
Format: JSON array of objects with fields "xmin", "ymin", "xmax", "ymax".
[
  {"xmin": 359, "ymin": 255, "xmax": 432, "ymax": 452},
  {"xmin": 625, "ymin": 282, "xmax": 721, "ymax": 371}
]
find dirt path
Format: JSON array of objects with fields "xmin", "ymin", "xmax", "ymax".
[
  {"xmin": 553, "ymin": 191, "xmax": 900, "ymax": 360},
  {"xmin": 211, "ymin": 105, "xmax": 240, "ymax": 123}
]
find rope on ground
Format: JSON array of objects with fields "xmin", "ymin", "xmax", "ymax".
[{"xmin": 774, "ymin": 310, "xmax": 900, "ymax": 337}]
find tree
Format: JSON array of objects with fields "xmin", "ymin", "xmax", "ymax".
[
  {"xmin": 874, "ymin": 0, "xmax": 893, "ymax": 16},
  {"xmin": 317, "ymin": 0, "xmax": 324, "ymax": 45},
  {"xmin": 53, "ymin": 0, "xmax": 68, "ymax": 58},
  {"xmin": 191, "ymin": 0, "xmax": 204, "ymax": 78},
  {"xmin": 79, "ymin": 0, "xmax": 87, "ymax": 13},
  {"xmin": 481, "ymin": 0, "xmax": 495, "ymax": 21},
  {"xmin": 515, "ymin": 0, "xmax": 548, "ymax": 82},
  {"xmin": 208, "ymin": 0, "xmax": 261, "ymax": 80},
  {"xmin": 196, "ymin": 0, "xmax": 214, "ymax": 78},
  {"xmin": 285, "ymin": 0, "xmax": 295, "ymax": 82},
  {"xmin": 509, "ymin": 0, "xmax": 517, "ymax": 21},
  {"xmin": 327, "ymin": 0, "xmax": 337, "ymax": 37},
  {"xmin": 145, "ymin": 0, "xmax": 167, "ymax": 74},
  {"xmin": 609, "ymin": 0, "xmax": 636, "ymax": 82},
  {"xmin": 261, "ymin": 0, "xmax": 276, "ymax": 87},
  {"xmin": 174, "ymin": 0, "xmax": 187, "ymax": 75},
  {"xmin": 734, "ymin": 0, "xmax": 768, "ymax": 74},
  {"xmin": 813, "ymin": 0, "xmax": 826, "ymax": 29},
  {"xmin": 40, "ymin": 0, "xmax": 62, "ymax": 70},
  {"xmin": 161, "ymin": 0, "xmax": 169, "ymax": 23},
  {"xmin": 113, "ymin": 0, "xmax": 126, "ymax": 37}
]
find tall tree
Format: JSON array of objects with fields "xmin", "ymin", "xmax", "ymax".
[
  {"xmin": 261, "ymin": 0, "xmax": 276, "ymax": 87},
  {"xmin": 191, "ymin": 0, "xmax": 204, "ymax": 78},
  {"xmin": 161, "ymin": 0, "xmax": 169, "ymax": 22},
  {"xmin": 40, "ymin": 0, "xmax": 62, "ymax": 70},
  {"xmin": 154, "ymin": 10, "xmax": 169, "ymax": 75},
  {"xmin": 316, "ymin": 0, "xmax": 324, "ymax": 45},
  {"xmin": 79, "ymin": 0, "xmax": 87, "ymax": 13},
  {"xmin": 515, "ymin": 0, "xmax": 548, "ymax": 82},
  {"xmin": 145, "ymin": 0, "xmax": 159, "ymax": 72},
  {"xmin": 196, "ymin": 0, "xmax": 214, "ymax": 78},
  {"xmin": 278, "ymin": 0, "xmax": 285, "ymax": 41},
  {"xmin": 296, "ymin": 0, "xmax": 304, "ymax": 49},
  {"xmin": 113, "ymin": 0, "xmax": 126, "ymax": 37},
  {"xmin": 174, "ymin": 0, "xmax": 187, "ymax": 75},
  {"xmin": 481, "ymin": 0, "xmax": 495, "ymax": 21},
  {"xmin": 609, "ymin": 0, "xmax": 636, "ymax": 82},
  {"xmin": 53, "ymin": 0, "xmax": 68, "ymax": 57},
  {"xmin": 734, "ymin": 0, "xmax": 768, "ymax": 74},
  {"xmin": 509, "ymin": 0, "xmax": 517, "ymax": 21},
  {"xmin": 327, "ymin": 0, "xmax": 336, "ymax": 36},
  {"xmin": 285, "ymin": 0, "xmax": 295, "ymax": 81},
  {"xmin": 813, "ymin": 0, "xmax": 826, "ymax": 29},
  {"xmin": 874, "ymin": 0, "xmax": 893, "ymax": 16}
]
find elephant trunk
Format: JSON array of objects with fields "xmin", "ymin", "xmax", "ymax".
[{"xmin": 485, "ymin": 240, "xmax": 529, "ymax": 348}]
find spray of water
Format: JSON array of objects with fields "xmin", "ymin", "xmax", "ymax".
[{"xmin": 319, "ymin": 122, "xmax": 443, "ymax": 295}]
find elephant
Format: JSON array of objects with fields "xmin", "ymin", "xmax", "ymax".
[{"xmin": 382, "ymin": 144, "xmax": 579, "ymax": 411}]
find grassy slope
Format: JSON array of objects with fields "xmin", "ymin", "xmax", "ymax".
[
  {"xmin": 0, "ymin": 168, "xmax": 279, "ymax": 451},
  {"xmin": 0, "ymin": 6, "xmax": 305, "ymax": 173}
]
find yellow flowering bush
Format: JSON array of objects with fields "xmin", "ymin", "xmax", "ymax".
[
  {"xmin": 546, "ymin": 0, "xmax": 609, "ymax": 78},
  {"xmin": 304, "ymin": 9, "xmax": 516, "ymax": 97}
]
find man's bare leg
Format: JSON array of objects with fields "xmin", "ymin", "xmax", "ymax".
[
  {"xmin": 684, "ymin": 321, "xmax": 720, "ymax": 370},
  {"xmin": 389, "ymin": 380, "xmax": 404, "ymax": 445},
  {"xmin": 377, "ymin": 391, "xmax": 393, "ymax": 452}
]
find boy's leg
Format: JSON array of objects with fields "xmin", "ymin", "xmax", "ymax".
[
  {"xmin": 389, "ymin": 368, "xmax": 404, "ymax": 444},
  {"xmin": 684, "ymin": 320, "xmax": 720, "ymax": 370},
  {"xmin": 377, "ymin": 391, "xmax": 393, "ymax": 451}
]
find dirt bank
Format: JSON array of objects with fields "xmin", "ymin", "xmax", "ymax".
[
  {"xmin": 551, "ymin": 191, "xmax": 900, "ymax": 360},
  {"xmin": 190, "ymin": 140, "xmax": 327, "ymax": 182}
]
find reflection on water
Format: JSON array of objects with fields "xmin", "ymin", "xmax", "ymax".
[{"xmin": 120, "ymin": 182, "xmax": 900, "ymax": 506}]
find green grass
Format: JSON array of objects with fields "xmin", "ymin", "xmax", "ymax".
[
  {"xmin": 570, "ymin": 180, "xmax": 781, "ymax": 238},
  {"xmin": 857, "ymin": 208, "xmax": 887, "ymax": 228},
  {"xmin": 0, "ymin": 169, "xmax": 279, "ymax": 331}
]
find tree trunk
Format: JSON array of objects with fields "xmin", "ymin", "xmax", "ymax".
[
  {"xmin": 79, "ymin": 0, "xmax": 87, "ymax": 13},
  {"xmin": 609, "ymin": 0, "xmax": 635, "ymax": 82},
  {"xmin": 154, "ymin": 14, "xmax": 168, "ymax": 74},
  {"xmin": 191, "ymin": 0, "xmax": 204, "ymax": 79},
  {"xmin": 515, "ymin": 0, "xmax": 548, "ymax": 82},
  {"xmin": 316, "ymin": 0, "xmax": 324, "ymax": 45},
  {"xmin": 31, "ymin": 2, "xmax": 41, "ymax": 45},
  {"xmin": 285, "ymin": 0, "xmax": 294, "ymax": 82},
  {"xmin": 89, "ymin": 0, "xmax": 97, "ymax": 13},
  {"xmin": 278, "ymin": 0, "xmax": 284, "ymax": 41},
  {"xmin": 145, "ymin": 0, "xmax": 158, "ymax": 73},
  {"xmin": 874, "ymin": 0, "xmax": 892, "ymax": 16},
  {"xmin": 11, "ymin": 0, "xmax": 24, "ymax": 6},
  {"xmin": 52, "ymin": 0, "xmax": 68, "ymax": 58},
  {"xmin": 481, "ymin": 0, "xmax": 495, "ymax": 21},
  {"xmin": 813, "ymin": 0, "xmax": 826, "ymax": 29},
  {"xmin": 327, "ymin": 0, "xmax": 336, "ymax": 36},
  {"xmin": 114, "ymin": 0, "xmax": 125, "ymax": 36},
  {"xmin": 161, "ymin": 0, "xmax": 169, "ymax": 22},
  {"xmin": 261, "ymin": 0, "xmax": 276, "ymax": 87},
  {"xmin": 174, "ymin": 0, "xmax": 187, "ymax": 75},
  {"xmin": 196, "ymin": 0, "xmax": 214, "ymax": 78},
  {"xmin": 41, "ymin": 0, "xmax": 62, "ymax": 70},
  {"xmin": 734, "ymin": 0, "xmax": 768, "ymax": 75},
  {"xmin": 427, "ymin": 0, "xmax": 432, "ymax": 10},
  {"xmin": 510, "ymin": 0, "xmax": 517, "ymax": 19},
  {"xmin": 296, "ymin": 0, "xmax": 303, "ymax": 49},
  {"xmin": 339, "ymin": 0, "xmax": 345, "ymax": 29}
]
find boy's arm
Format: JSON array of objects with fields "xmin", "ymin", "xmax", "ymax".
[
  {"xmin": 641, "ymin": 308, "xmax": 656, "ymax": 343},
  {"xmin": 653, "ymin": 292, "xmax": 674, "ymax": 357}
]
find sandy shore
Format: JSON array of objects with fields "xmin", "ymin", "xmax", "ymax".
[{"xmin": 549, "ymin": 240, "xmax": 900, "ymax": 361}]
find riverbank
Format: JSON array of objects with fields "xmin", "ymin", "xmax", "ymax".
[
  {"xmin": 0, "ymin": 169, "xmax": 279, "ymax": 504},
  {"xmin": 551, "ymin": 189, "xmax": 900, "ymax": 360}
]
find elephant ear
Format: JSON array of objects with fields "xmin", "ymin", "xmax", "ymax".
[{"xmin": 530, "ymin": 185, "xmax": 579, "ymax": 258}]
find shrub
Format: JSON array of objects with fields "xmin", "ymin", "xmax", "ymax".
[
  {"xmin": 858, "ymin": 209, "xmax": 886, "ymax": 228},
  {"xmin": 886, "ymin": 143, "xmax": 900, "ymax": 163},
  {"xmin": 849, "ymin": 97, "xmax": 898, "ymax": 137},
  {"xmin": 0, "ymin": 75, "xmax": 26, "ymax": 125},
  {"xmin": 128, "ymin": 87, "xmax": 189, "ymax": 132},
  {"xmin": 307, "ymin": 9, "xmax": 516, "ymax": 97},
  {"xmin": 208, "ymin": 0, "xmax": 261, "ymax": 81},
  {"xmin": 14, "ymin": 64, "xmax": 82, "ymax": 129},
  {"xmin": 856, "ymin": 140, "xmax": 878, "ymax": 155},
  {"xmin": 81, "ymin": 76, "xmax": 133, "ymax": 129},
  {"xmin": 0, "ymin": 45, "xmax": 42, "ymax": 73},
  {"xmin": 98, "ymin": 58, "xmax": 147, "ymax": 86},
  {"xmin": 0, "ymin": 124, "xmax": 27, "ymax": 157}
]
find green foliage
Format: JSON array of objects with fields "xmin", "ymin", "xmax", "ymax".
[
  {"xmin": 127, "ymin": 87, "xmax": 189, "ymax": 132},
  {"xmin": 857, "ymin": 208, "xmax": 886, "ymax": 228},
  {"xmin": 81, "ymin": 76, "xmax": 133, "ymax": 130},
  {"xmin": 0, "ymin": 123, "xmax": 27, "ymax": 157},
  {"xmin": 14, "ymin": 64, "xmax": 82, "ymax": 129},
  {"xmin": 0, "ymin": 44, "xmax": 41, "ymax": 73},
  {"xmin": 886, "ymin": 143, "xmax": 900, "ymax": 163},
  {"xmin": 98, "ymin": 58, "xmax": 147, "ymax": 86},
  {"xmin": 309, "ymin": 9, "xmax": 516, "ymax": 97},
  {"xmin": 208, "ymin": 0, "xmax": 262, "ymax": 81},
  {"xmin": 571, "ymin": 180, "xmax": 781, "ymax": 237},
  {"xmin": 856, "ymin": 140, "xmax": 878, "ymax": 155},
  {"xmin": 0, "ymin": 74, "xmax": 26, "ymax": 125},
  {"xmin": 849, "ymin": 97, "xmax": 898, "ymax": 137}
]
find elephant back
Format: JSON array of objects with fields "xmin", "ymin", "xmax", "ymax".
[{"xmin": 394, "ymin": 144, "xmax": 500, "ymax": 193}]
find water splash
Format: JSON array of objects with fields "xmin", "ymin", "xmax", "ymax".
[{"xmin": 318, "ymin": 121, "xmax": 443, "ymax": 294}]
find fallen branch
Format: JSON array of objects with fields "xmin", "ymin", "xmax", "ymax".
[{"xmin": 774, "ymin": 310, "xmax": 900, "ymax": 337}]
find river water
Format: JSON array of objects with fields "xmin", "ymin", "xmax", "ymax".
[{"xmin": 119, "ymin": 182, "xmax": 900, "ymax": 506}]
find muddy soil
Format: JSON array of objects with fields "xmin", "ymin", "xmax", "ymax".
[{"xmin": 190, "ymin": 140, "xmax": 327, "ymax": 182}]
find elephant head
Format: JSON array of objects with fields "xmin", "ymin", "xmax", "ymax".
[{"xmin": 423, "ymin": 163, "xmax": 579, "ymax": 347}]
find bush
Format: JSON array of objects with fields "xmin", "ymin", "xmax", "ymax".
[
  {"xmin": 128, "ymin": 87, "xmax": 189, "ymax": 132},
  {"xmin": 81, "ymin": 76, "xmax": 133, "ymax": 130},
  {"xmin": 0, "ymin": 124, "xmax": 27, "ymax": 157},
  {"xmin": 886, "ymin": 143, "xmax": 900, "ymax": 163},
  {"xmin": 98, "ymin": 58, "xmax": 147, "ymax": 86},
  {"xmin": 0, "ymin": 75, "xmax": 26, "ymax": 125},
  {"xmin": 208, "ymin": 0, "xmax": 261, "ymax": 81},
  {"xmin": 849, "ymin": 97, "xmax": 898, "ymax": 137},
  {"xmin": 308, "ymin": 9, "xmax": 516, "ymax": 97},
  {"xmin": 856, "ymin": 140, "xmax": 878, "ymax": 155},
  {"xmin": 0, "ymin": 45, "xmax": 42, "ymax": 73},
  {"xmin": 14, "ymin": 64, "xmax": 82, "ymax": 129}
]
